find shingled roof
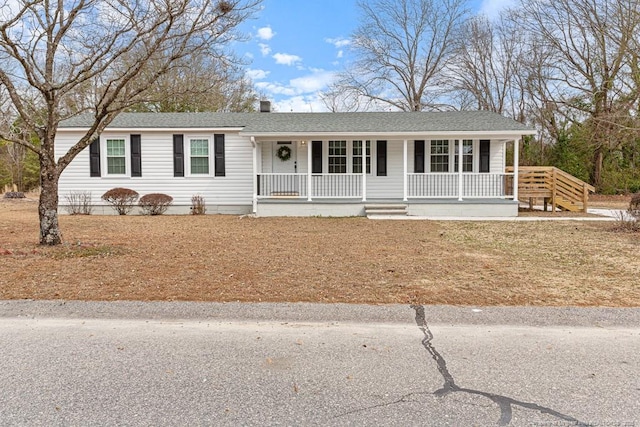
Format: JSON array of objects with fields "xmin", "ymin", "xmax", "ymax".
[{"xmin": 60, "ymin": 111, "xmax": 535, "ymax": 134}]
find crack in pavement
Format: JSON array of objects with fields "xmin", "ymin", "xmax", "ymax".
[
  {"xmin": 335, "ymin": 305, "xmax": 590, "ymax": 425},
  {"xmin": 410, "ymin": 304, "xmax": 589, "ymax": 426}
]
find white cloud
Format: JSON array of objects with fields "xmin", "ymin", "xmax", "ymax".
[
  {"xmin": 325, "ymin": 37, "xmax": 351, "ymax": 48},
  {"xmin": 337, "ymin": 50, "xmax": 343, "ymax": 59},
  {"xmin": 289, "ymin": 70, "xmax": 335, "ymax": 94},
  {"xmin": 479, "ymin": 0, "xmax": 516, "ymax": 20},
  {"xmin": 246, "ymin": 69, "xmax": 270, "ymax": 80},
  {"xmin": 259, "ymin": 43, "xmax": 271, "ymax": 56},
  {"xmin": 274, "ymin": 95, "xmax": 328, "ymax": 113},
  {"xmin": 255, "ymin": 71, "xmax": 335, "ymax": 97},
  {"xmin": 273, "ymin": 53, "xmax": 302, "ymax": 66},
  {"xmin": 257, "ymin": 26, "xmax": 275, "ymax": 40},
  {"xmin": 255, "ymin": 81, "xmax": 297, "ymax": 97}
]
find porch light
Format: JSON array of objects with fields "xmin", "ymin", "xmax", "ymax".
[{"xmin": 300, "ymin": 140, "xmax": 306, "ymax": 145}]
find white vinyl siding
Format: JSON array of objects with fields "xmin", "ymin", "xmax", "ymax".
[
  {"xmin": 366, "ymin": 140, "xmax": 403, "ymax": 198},
  {"xmin": 57, "ymin": 131, "xmax": 253, "ymax": 213},
  {"xmin": 490, "ymin": 140, "xmax": 504, "ymax": 174}
]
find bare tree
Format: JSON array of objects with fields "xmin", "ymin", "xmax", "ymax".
[
  {"xmin": 338, "ymin": 0, "xmax": 469, "ymax": 111},
  {"xmin": 0, "ymin": 0, "xmax": 260, "ymax": 245},
  {"xmin": 0, "ymin": 140, "xmax": 26, "ymax": 190},
  {"xmin": 449, "ymin": 14, "xmax": 527, "ymax": 121},
  {"xmin": 128, "ymin": 52, "xmax": 258, "ymax": 112},
  {"xmin": 319, "ymin": 83, "xmax": 376, "ymax": 112},
  {"xmin": 512, "ymin": 0, "xmax": 640, "ymax": 188}
]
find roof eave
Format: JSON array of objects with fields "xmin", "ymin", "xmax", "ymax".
[
  {"xmin": 241, "ymin": 130, "xmax": 537, "ymax": 138},
  {"xmin": 58, "ymin": 127, "xmax": 246, "ymax": 132}
]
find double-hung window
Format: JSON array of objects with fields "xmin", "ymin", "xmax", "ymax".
[
  {"xmin": 430, "ymin": 140, "xmax": 449, "ymax": 172},
  {"xmin": 454, "ymin": 139, "xmax": 474, "ymax": 172},
  {"xmin": 106, "ymin": 139, "xmax": 126, "ymax": 175},
  {"xmin": 328, "ymin": 140, "xmax": 347, "ymax": 173},
  {"xmin": 352, "ymin": 140, "xmax": 371, "ymax": 174},
  {"xmin": 190, "ymin": 139, "xmax": 209, "ymax": 175}
]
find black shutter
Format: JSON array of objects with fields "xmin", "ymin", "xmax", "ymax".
[
  {"xmin": 479, "ymin": 139, "xmax": 490, "ymax": 173},
  {"xmin": 312, "ymin": 141, "xmax": 322, "ymax": 174},
  {"xmin": 130, "ymin": 134, "xmax": 142, "ymax": 177},
  {"xmin": 214, "ymin": 134, "xmax": 225, "ymax": 177},
  {"xmin": 173, "ymin": 134, "xmax": 184, "ymax": 177},
  {"xmin": 414, "ymin": 140, "xmax": 425, "ymax": 173},
  {"xmin": 376, "ymin": 140, "xmax": 387, "ymax": 176},
  {"xmin": 89, "ymin": 137, "xmax": 100, "ymax": 177}
]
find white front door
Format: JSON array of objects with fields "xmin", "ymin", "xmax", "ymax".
[{"xmin": 272, "ymin": 141, "xmax": 297, "ymax": 174}]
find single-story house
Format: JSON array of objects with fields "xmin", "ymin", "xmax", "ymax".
[{"xmin": 56, "ymin": 108, "xmax": 536, "ymax": 217}]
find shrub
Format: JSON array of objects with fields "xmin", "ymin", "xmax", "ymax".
[
  {"xmin": 139, "ymin": 193, "xmax": 173, "ymax": 215},
  {"xmin": 101, "ymin": 188, "xmax": 139, "ymax": 215},
  {"xmin": 611, "ymin": 194, "xmax": 640, "ymax": 233},
  {"xmin": 612, "ymin": 210, "xmax": 640, "ymax": 233},
  {"xmin": 64, "ymin": 191, "xmax": 93, "ymax": 215},
  {"xmin": 190, "ymin": 194, "xmax": 206, "ymax": 215},
  {"xmin": 3, "ymin": 191, "xmax": 25, "ymax": 199}
]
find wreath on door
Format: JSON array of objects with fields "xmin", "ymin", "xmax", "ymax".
[{"xmin": 276, "ymin": 145, "xmax": 292, "ymax": 161}]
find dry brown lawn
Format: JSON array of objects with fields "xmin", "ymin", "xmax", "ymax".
[
  {"xmin": 1, "ymin": 197, "xmax": 638, "ymax": 306},
  {"xmin": 586, "ymin": 193, "xmax": 633, "ymax": 210}
]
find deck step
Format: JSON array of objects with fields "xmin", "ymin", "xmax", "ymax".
[{"xmin": 365, "ymin": 204, "xmax": 407, "ymax": 217}]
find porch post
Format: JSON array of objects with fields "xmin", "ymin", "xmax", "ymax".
[
  {"xmin": 307, "ymin": 140, "xmax": 312, "ymax": 201},
  {"xmin": 403, "ymin": 139, "xmax": 408, "ymax": 201},
  {"xmin": 252, "ymin": 138, "xmax": 258, "ymax": 213},
  {"xmin": 513, "ymin": 138, "xmax": 520, "ymax": 201},
  {"xmin": 362, "ymin": 141, "xmax": 367, "ymax": 201},
  {"xmin": 458, "ymin": 138, "xmax": 463, "ymax": 201}
]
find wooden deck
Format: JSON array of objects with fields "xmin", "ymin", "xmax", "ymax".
[{"xmin": 506, "ymin": 167, "xmax": 596, "ymax": 212}]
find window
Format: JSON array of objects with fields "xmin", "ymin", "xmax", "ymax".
[
  {"xmin": 190, "ymin": 139, "xmax": 209, "ymax": 174},
  {"xmin": 430, "ymin": 140, "xmax": 449, "ymax": 172},
  {"xmin": 328, "ymin": 140, "xmax": 347, "ymax": 173},
  {"xmin": 352, "ymin": 140, "xmax": 371, "ymax": 174},
  {"xmin": 106, "ymin": 139, "xmax": 126, "ymax": 175},
  {"xmin": 454, "ymin": 139, "xmax": 473, "ymax": 172}
]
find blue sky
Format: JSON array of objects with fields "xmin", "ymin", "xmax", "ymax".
[{"xmin": 238, "ymin": 0, "xmax": 515, "ymax": 112}]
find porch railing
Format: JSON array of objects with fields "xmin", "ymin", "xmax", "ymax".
[
  {"xmin": 407, "ymin": 173, "xmax": 513, "ymax": 198},
  {"xmin": 408, "ymin": 173, "xmax": 458, "ymax": 198},
  {"xmin": 463, "ymin": 173, "xmax": 513, "ymax": 198},
  {"xmin": 257, "ymin": 173, "xmax": 307, "ymax": 198},
  {"xmin": 312, "ymin": 174, "xmax": 362, "ymax": 198},
  {"xmin": 257, "ymin": 173, "xmax": 513, "ymax": 199}
]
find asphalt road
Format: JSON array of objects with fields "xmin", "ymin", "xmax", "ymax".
[{"xmin": 1, "ymin": 301, "xmax": 639, "ymax": 426}]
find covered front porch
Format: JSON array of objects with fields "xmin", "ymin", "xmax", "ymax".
[{"xmin": 251, "ymin": 137, "xmax": 521, "ymax": 217}]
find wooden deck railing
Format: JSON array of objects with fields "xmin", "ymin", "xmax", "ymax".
[{"xmin": 506, "ymin": 166, "xmax": 595, "ymax": 212}]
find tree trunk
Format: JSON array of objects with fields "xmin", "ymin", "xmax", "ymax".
[
  {"xmin": 592, "ymin": 146, "xmax": 604, "ymax": 191},
  {"xmin": 39, "ymin": 158, "xmax": 62, "ymax": 245}
]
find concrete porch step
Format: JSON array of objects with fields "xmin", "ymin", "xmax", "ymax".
[{"xmin": 365, "ymin": 204, "xmax": 407, "ymax": 217}]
